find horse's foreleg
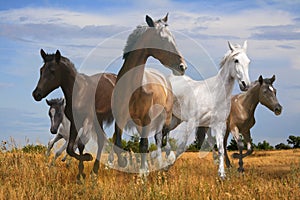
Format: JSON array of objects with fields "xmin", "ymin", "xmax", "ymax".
[
  {"xmin": 224, "ymin": 129, "xmax": 232, "ymax": 168},
  {"xmin": 47, "ymin": 134, "xmax": 63, "ymax": 157},
  {"xmin": 52, "ymin": 140, "xmax": 68, "ymax": 164},
  {"xmin": 67, "ymin": 123, "xmax": 93, "ymax": 162},
  {"xmin": 153, "ymin": 131, "xmax": 163, "ymax": 168},
  {"xmin": 213, "ymin": 125, "xmax": 226, "ymax": 179},
  {"xmin": 139, "ymin": 135, "xmax": 149, "ymax": 176},
  {"xmin": 231, "ymin": 127, "xmax": 244, "ymax": 172},
  {"xmin": 242, "ymin": 130, "xmax": 253, "ymax": 158}
]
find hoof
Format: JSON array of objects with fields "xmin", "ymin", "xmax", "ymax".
[
  {"xmin": 83, "ymin": 153, "xmax": 93, "ymax": 161},
  {"xmin": 238, "ymin": 168, "xmax": 245, "ymax": 173},
  {"xmin": 166, "ymin": 151, "xmax": 176, "ymax": 165},
  {"xmin": 139, "ymin": 168, "xmax": 150, "ymax": 177},
  {"xmin": 76, "ymin": 173, "xmax": 86, "ymax": 182},
  {"xmin": 118, "ymin": 156, "xmax": 128, "ymax": 168}
]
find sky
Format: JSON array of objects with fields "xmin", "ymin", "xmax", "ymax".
[{"xmin": 0, "ymin": 0, "xmax": 300, "ymax": 148}]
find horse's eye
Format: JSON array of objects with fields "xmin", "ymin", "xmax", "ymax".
[{"xmin": 234, "ymin": 59, "xmax": 239, "ymax": 64}]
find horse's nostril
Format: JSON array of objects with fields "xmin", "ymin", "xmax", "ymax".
[
  {"xmin": 179, "ymin": 64, "xmax": 186, "ymax": 71},
  {"xmin": 242, "ymin": 81, "xmax": 246, "ymax": 88}
]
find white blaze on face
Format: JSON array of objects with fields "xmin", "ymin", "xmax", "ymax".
[
  {"xmin": 269, "ymin": 85, "xmax": 274, "ymax": 92},
  {"xmin": 50, "ymin": 108, "xmax": 56, "ymax": 125}
]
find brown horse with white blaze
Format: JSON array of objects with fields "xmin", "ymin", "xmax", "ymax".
[
  {"xmin": 32, "ymin": 50, "xmax": 116, "ymax": 180},
  {"xmin": 112, "ymin": 14, "xmax": 186, "ymax": 174}
]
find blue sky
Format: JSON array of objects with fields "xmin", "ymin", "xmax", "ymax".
[{"xmin": 0, "ymin": 0, "xmax": 300, "ymax": 147}]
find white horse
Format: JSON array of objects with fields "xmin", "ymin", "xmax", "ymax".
[
  {"xmin": 166, "ymin": 41, "xmax": 251, "ymax": 178},
  {"xmin": 46, "ymin": 98, "xmax": 95, "ymax": 165}
]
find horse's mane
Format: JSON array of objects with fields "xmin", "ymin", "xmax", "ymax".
[
  {"xmin": 123, "ymin": 25, "xmax": 148, "ymax": 60},
  {"xmin": 44, "ymin": 53, "xmax": 77, "ymax": 73},
  {"xmin": 219, "ymin": 44, "xmax": 244, "ymax": 69},
  {"xmin": 47, "ymin": 98, "xmax": 64, "ymax": 105}
]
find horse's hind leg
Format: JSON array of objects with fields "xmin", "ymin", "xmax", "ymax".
[{"xmin": 93, "ymin": 124, "xmax": 105, "ymax": 175}]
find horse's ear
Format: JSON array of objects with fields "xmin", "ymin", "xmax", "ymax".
[
  {"xmin": 146, "ymin": 15, "xmax": 155, "ymax": 27},
  {"xmin": 243, "ymin": 40, "xmax": 248, "ymax": 51},
  {"xmin": 40, "ymin": 49, "xmax": 47, "ymax": 61},
  {"xmin": 162, "ymin": 13, "xmax": 169, "ymax": 23},
  {"xmin": 259, "ymin": 75, "xmax": 263, "ymax": 85},
  {"xmin": 46, "ymin": 99, "xmax": 51, "ymax": 106},
  {"xmin": 270, "ymin": 75, "xmax": 276, "ymax": 84},
  {"xmin": 55, "ymin": 50, "xmax": 61, "ymax": 63},
  {"xmin": 228, "ymin": 41, "xmax": 235, "ymax": 52}
]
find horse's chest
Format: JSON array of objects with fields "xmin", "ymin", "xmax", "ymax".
[{"xmin": 236, "ymin": 115, "xmax": 255, "ymax": 132}]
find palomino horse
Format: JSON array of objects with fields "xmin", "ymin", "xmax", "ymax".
[
  {"xmin": 196, "ymin": 75, "xmax": 282, "ymax": 172},
  {"xmin": 46, "ymin": 98, "xmax": 95, "ymax": 165},
  {"xmin": 164, "ymin": 41, "xmax": 251, "ymax": 178},
  {"xmin": 32, "ymin": 50, "xmax": 117, "ymax": 179},
  {"xmin": 112, "ymin": 14, "xmax": 186, "ymax": 175}
]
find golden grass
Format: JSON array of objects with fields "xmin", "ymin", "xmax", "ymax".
[{"xmin": 0, "ymin": 150, "xmax": 299, "ymax": 200}]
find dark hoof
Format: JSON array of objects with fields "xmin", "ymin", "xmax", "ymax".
[
  {"xmin": 238, "ymin": 168, "xmax": 245, "ymax": 173},
  {"xmin": 118, "ymin": 156, "xmax": 128, "ymax": 168},
  {"xmin": 83, "ymin": 153, "xmax": 93, "ymax": 161},
  {"xmin": 76, "ymin": 173, "xmax": 86, "ymax": 183},
  {"xmin": 232, "ymin": 153, "xmax": 240, "ymax": 159}
]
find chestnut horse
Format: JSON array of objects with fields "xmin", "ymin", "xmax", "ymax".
[
  {"xmin": 196, "ymin": 75, "xmax": 282, "ymax": 172},
  {"xmin": 32, "ymin": 50, "xmax": 116, "ymax": 179},
  {"xmin": 112, "ymin": 14, "xmax": 186, "ymax": 175}
]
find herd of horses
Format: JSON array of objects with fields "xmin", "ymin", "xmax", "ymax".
[{"xmin": 32, "ymin": 14, "xmax": 282, "ymax": 180}]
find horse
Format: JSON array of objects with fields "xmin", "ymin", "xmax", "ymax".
[
  {"xmin": 45, "ymin": 98, "xmax": 95, "ymax": 165},
  {"xmin": 196, "ymin": 75, "xmax": 282, "ymax": 172},
  {"xmin": 163, "ymin": 41, "xmax": 251, "ymax": 178},
  {"xmin": 32, "ymin": 50, "xmax": 117, "ymax": 180},
  {"xmin": 111, "ymin": 14, "xmax": 187, "ymax": 175}
]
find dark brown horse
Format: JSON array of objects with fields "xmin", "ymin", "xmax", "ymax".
[
  {"xmin": 196, "ymin": 75, "xmax": 282, "ymax": 172},
  {"xmin": 112, "ymin": 14, "xmax": 186, "ymax": 175},
  {"xmin": 32, "ymin": 50, "xmax": 116, "ymax": 179}
]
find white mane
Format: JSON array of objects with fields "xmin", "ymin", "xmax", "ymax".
[
  {"xmin": 123, "ymin": 25, "xmax": 148, "ymax": 59},
  {"xmin": 219, "ymin": 44, "xmax": 244, "ymax": 68}
]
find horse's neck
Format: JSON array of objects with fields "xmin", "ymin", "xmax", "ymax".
[
  {"xmin": 240, "ymin": 83, "xmax": 260, "ymax": 114},
  {"xmin": 60, "ymin": 64, "xmax": 77, "ymax": 105},
  {"xmin": 215, "ymin": 64, "xmax": 235, "ymax": 101},
  {"xmin": 117, "ymin": 50, "xmax": 148, "ymax": 87},
  {"xmin": 60, "ymin": 112, "xmax": 71, "ymax": 138}
]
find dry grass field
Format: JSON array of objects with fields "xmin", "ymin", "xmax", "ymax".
[{"xmin": 0, "ymin": 149, "xmax": 299, "ymax": 200}]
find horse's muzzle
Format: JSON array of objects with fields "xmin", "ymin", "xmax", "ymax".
[
  {"xmin": 274, "ymin": 104, "xmax": 282, "ymax": 116},
  {"xmin": 32, "ymin": 88, "xmax": 43, "ymax": 101},
  {"xmin": 50, "ymin": 127, "xmax": 58, "ymax": 134},
  {"xmin": 239, "ymin": 81, "xmax": 248, "ymax": 91}
]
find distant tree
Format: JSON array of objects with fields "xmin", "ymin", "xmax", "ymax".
[
  {"xmin": 275, "ymin": 143, "xmax": 292, "ymax": 150},
  {"xmin": 287, "ymin": 135, "xmax": 300, "ymax": 148},
  {"xmin": 256, "ymin": 140, "xmax": 274, "ymax": 150},
  {"xmin": 227, "ymin": 139, "xmax": 238, "ymax": 151}
]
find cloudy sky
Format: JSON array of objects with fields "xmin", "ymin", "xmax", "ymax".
[{"xmin": 0, "ymin": 0, "xmax": 299, "ymax": 147}]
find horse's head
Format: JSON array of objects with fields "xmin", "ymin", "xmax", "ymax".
[
  {"xmin": 124, "ymin": 13, "xmax": 187, "ymax": 75},
  {"xmin": 258, "ymin": 75, "xmax": 282, "ymax": 116},
  {"xmin": 46, "ymin": 98, "xmax": 65, "ymax": 134},
  {"xmin": 227, "ymin": 41, "xmax": 251, "ymax": 91},
  {"xmin": 32, "ymin": 49, "xmax": 63, "ymax": 101}
]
